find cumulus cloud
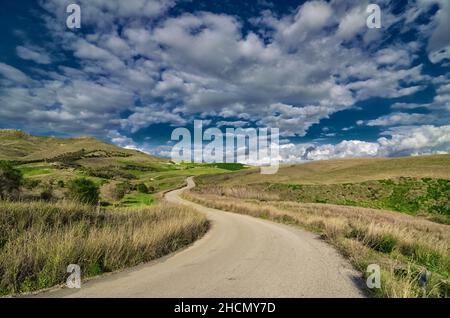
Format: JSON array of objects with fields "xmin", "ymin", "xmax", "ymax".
[
  {"xmin": 280, "ymin": 125, "xmax": 450, "ymax": 161},
  {"xmin": 377, "ymin": 125, "xmax": 450, "ymax": 156},
  {"xmin": 6, "ymin": 1, "xmax": 434, "ymax": 133}
]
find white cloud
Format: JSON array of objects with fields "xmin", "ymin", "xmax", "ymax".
[
  {"xmin": 378, "ymin": 125, "xmax": 450, "ymax": 156},
  {"xmin": 279, "ymin": 125, "xmax": 450, "ymax": 162},
  {"xmin": 336, "ymin": 5, "xmax": 367, "ymax": 40},
  {"xmin": 0, "ymin": 63, "xmax": 31, "ymax": 84},
  {"xmin": 120, "ymin": 106, "xmax": 187, "ymax": 133},
  {"xmin": 366, "ymin": 112, "xmax": 438, "ymax": 126},
  {"xmin": 16, "ymin": 46, "xmax": 52, "ymax": 64},
  {"xmin": 427, "ymin": 0, "xmax": 450, "ymax": 64},
  {"xmin": 259, "ymin": 103, "xmax": 333, "ymax": 137}
]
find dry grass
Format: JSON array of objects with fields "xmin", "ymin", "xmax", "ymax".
[
  {"xmin": 0, "ymin": 200, "xmax": 208, "ymax": 295},
  {"xmin": 198, "ymin": 155, "xmax": 450, "ymax": 186},
  {"xmin": 184, "ymin": 190, "xmax": 450, "ymax": 298}
]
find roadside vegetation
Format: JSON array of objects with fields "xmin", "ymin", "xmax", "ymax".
[
  {"xmin": 189, "ymin": 155, "xmax": 450, "ymax": 298},
  {"xmin": 185, "ymin": 189, "xmax": 450, "ymax": 298},
  {"xmin": 196, "ymin": 177, "xmax": 450, "ymax": 225},
  {"xmin": 0, "ymin": 154, "xmax": 209, "ymax": 295},
  {"xmin": 0, "ymin": 200, "xmax": 208, "ymax": 295}
]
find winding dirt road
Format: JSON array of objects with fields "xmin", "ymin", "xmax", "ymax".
[{"xmin": 39, "ymin": 177, "xmax": 364, "ymax": 298}]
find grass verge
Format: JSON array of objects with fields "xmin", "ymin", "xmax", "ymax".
[
  {"xmin": 184, "ymin": 190, "xmax": 450, "ymax": 298},
  {"xmin": 0, "ymin": 200, "xmax": 208, "ymax": 295}
]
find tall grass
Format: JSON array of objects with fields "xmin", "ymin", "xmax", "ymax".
[
  {"xmin": 193, "ymin": 178, "xmax": 450, "ymax": 223},
  {"xmin": 184, "ymin": 189, "xmax": 450, "ymax": 298},
  {"xmin": 0, "ymin": 200, "xmax": 208, "ymax": 295}
]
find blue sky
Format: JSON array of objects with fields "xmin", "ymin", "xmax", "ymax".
[{"xmin": 0, "ymin": 0, "xmax": 449, "ymax": 161}]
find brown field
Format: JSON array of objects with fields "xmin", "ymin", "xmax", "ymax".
[{"xmin": 200, "ymin": 154, "xmax": 450, "ymax": 185}]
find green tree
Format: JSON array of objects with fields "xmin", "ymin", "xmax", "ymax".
[
  {"xmin": 0, "ymin": 161, "xmax": 22, "ymax": 200},
  {"xmin": 68, "ymin": 178, "xmax": 99, "ymax": 204}
]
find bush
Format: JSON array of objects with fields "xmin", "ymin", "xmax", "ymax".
[
  {"xmin": 137, "ymin": 183, "xmax": 149, "ymax": 194},
  {"xmin": 0, "ymin": 161, "xmax": 22, "ymax": 200},
  {"xmin": 57, "ymin": 180, "xmax": 65, "ymax": 188},
  {"xmin": 40, "ymin": 188, "xmax": 53, "ymax": 201},
  {"xmin": 22, "ymin": 179, "xmax": 41, "ymax": 190},
  {"xmin": 102, "ymin": 182, "xmax": 126, "ymax": 201},
  {"xmin": 68, "ymin": 178, "xmax": 99, "ymax": 204}
]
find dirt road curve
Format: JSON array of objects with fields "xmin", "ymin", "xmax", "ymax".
[{"xmin": 38, "ymin": 177, "xmax": 364, "ymax": 298}]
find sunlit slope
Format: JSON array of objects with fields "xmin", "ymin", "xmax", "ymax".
[
  {"xmin": 0, "ymin": 129, "xmax": 164, "ymax": 165},
  {"xmin": 205, "ymin": 155, "xmax": 450, "ymax": 186}
]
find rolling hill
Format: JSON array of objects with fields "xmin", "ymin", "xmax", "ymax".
[
  {"xmin": 199, "ymin": 155, "xmax": 450, "ymax": 186},
  {"xmin": 0, "ymin": 129, "xmax": 245, "ymax": 206},
  {"xmin": 195, "ymin": 155, "xmax": 450, "ymax": 222},
  {"xmin": 0, "ymin": 129, "xmax": 163, "ymax": 164}
]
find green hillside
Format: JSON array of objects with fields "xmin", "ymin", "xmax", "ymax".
[
  {"xmin": 0, "ymin": 129, "xmax": 162, "ymax": 163},
  {"xmin": 195, "ymin": 155, "xmax": 450, "ymax": 223},
  {"xmin": 0, "ymin": 129, "xmax": 246, "ymax": 206}
]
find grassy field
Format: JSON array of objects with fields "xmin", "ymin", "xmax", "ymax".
[
  {"xmin": 196, "ymin": 155, "xmax": 450, "ymax": 223},
  {"xmin": 0, "ymin": 200, "xmax": 208, "ymax": 295},
  {"xmin": 189, "ymin": 155, "xmax": 450, "ymax": 298}
]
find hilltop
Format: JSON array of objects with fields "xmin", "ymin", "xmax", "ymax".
[{"xmin": 0, "ymin": 129, "xmax": 162, "ymax": 164}]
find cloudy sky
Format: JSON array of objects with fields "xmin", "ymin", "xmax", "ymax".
[{"xmin": 0, "ymin": 0, "xmax": 449, "ymax": 161}]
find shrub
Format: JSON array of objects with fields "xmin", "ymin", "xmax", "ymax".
[
  {"xmin": 68, "ymin": 178, "xmax": 99, "ymax": 204},
  {"xmin": 22, "ymin": 178, "xmax": 41, "ymax": 190},
  {"xmin": 0, "ymin": 161, "xmax": 22, "ymax": 200},
  {"xmin": 57, "ymin": 180, "xmax": 65, "ymax": 188},
  {"xmin": 102, "ymin": 182, "xmax": 126, "ymax": 201},
  {"xmin": 40, "ymin": 188, "xmax": 53, "ymax": 201},
  {"xmin": 137, "ymin": 183, "xmax": 149, "ymax": 194}
]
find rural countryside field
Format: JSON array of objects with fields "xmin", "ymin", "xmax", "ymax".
[
  {"xmin": 187, "ymin": 156, "xmax": 450, "ymax": 297},
  {"xmin": 0, "ymin": 129, "xmax": 449, "ymax": 298},
  {"xmin": 1, "ymin": 0, "xmax": 450, "ymax": 310}
]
